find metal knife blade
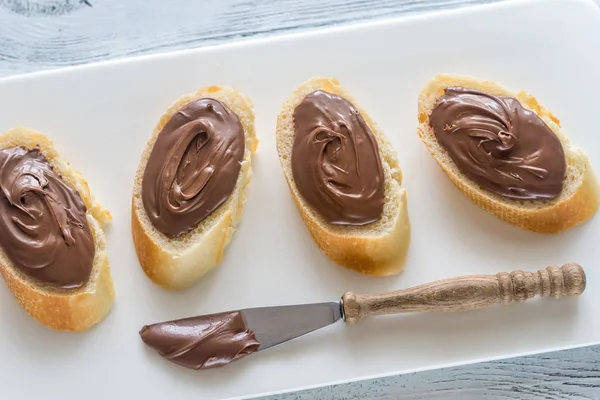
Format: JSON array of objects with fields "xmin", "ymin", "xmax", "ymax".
[{"xmin": 241, "ymin": 301, "xmax": 342, "ymax": 350}]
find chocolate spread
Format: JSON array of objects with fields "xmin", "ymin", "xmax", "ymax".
[
  {"xmin": 142, "ymin": 98, "xmax": 245, "ymax": 238},
  {"xmin": 0, "ymin": 146, "xmax": 95, "ymax": 289},
  {"xmin": 429, "ymin": 87, "xmax": 566, "ymax": 200},
  {"xmin": 291, "ymin": 90, "xmax": 385, "ymax": 225},
  {"xmin": 140, "ymin": 311, "xmax": 260, "ymax": 370}
]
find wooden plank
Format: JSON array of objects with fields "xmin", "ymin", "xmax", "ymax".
[
  {"xmin": 268, "ymin": 346, "xmax": 600, "ymax": 399},
  {"xmin": 0, "ymin": 0, "xmax": 501, "ymax": 76}
]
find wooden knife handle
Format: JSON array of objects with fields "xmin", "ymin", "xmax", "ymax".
[{"xmin": 342, "ymin": 263, "xmax": 585, "ymax": 324}]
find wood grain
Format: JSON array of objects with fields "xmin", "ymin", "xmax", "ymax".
[
  {"xmin": 342, "ymin": 264, "xmax": 586, "ymax": 323},
  {"xmin": 268, "ymin": 346, "xmax": 600, "ymax": 400},
  {"xmin": 2, "ymin": 0, "xmax": 600, "ymax": 399},
  {"xmin": 0, "ymin": 0, "xmax": 503, "ymax": 77}
]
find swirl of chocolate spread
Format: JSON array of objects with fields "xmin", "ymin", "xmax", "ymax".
[
  {"xmin": 0, "ymin": 146, "xmax": 95, "ymax": 289},
  {"xmin": 142, "ymin": 98, "xmax": 245, "ymax": 238},
  {"xmin": 139, "ymin": 311, "xmax": 260, "ymax": 370},
  {"xmin": 429, "ymin": 87, "xmax": 566, "ymax": 200},
  {"xmin": 291, "ymin": 90, "xmax": 385, "ymax": 225}
]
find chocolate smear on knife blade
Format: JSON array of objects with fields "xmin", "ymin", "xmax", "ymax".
[{"xmin": 140, "ymin": 311, "xmax": 259, "ymax": 370}]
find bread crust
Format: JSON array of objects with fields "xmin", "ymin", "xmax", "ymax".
[
  {"xmin": 131, "ymin": 86, "xmax": 257, "ymax": 290},
  {"xmin": 417, "ymin": 74, "xmax": 600, "ymax": 233},
  {"xmin": 276, "ymin": 77, "xmax": 410, "ymax": 276},
  {"xmin": 0, "ymin": 127, "xmax": 114, "ymax": 331}
]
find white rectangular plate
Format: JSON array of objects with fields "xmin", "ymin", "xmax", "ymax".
[{"xmin": 1, "ymin": 0, "xmax": 599, "ymax": 399}]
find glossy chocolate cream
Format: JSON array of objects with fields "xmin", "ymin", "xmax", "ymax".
[
  {"xmin": 292, "ymin": 90, "xmax": 385, "ymax": 225},
  {"xmin": 140, "ymin": 311, "xmax": 260, "ymax": 370},
  {"xmin": 429, "ymin": 87, "xmax": 566, "ymax": 200},
  {"xmin": 0, "ymin": 147, "xmax": 95, "ymax": 289},
  {"xmin": 142, "ymin": 98, "xmax": 245, "ymax": 238}
]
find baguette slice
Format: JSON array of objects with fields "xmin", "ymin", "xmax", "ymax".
[
  {"xmin": 132, "ymin": 86, "xmax": 258, "ymax": 290},
  {"xmin": 0, "ymin": 127, "xmax": 114, "ymax": 331},
  {"xmin": 417, "ymin": 74, "xmax": 600, "ymax": 233},
  {"xmin": 276, "ymin": 77, "xmax": 410, "ymax": 276}
]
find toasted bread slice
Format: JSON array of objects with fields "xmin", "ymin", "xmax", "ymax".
[
  {"xmin": 0, "ymin": 127, "xmax": 114, "ymax": 331},
  {"xmin": 276, "ymin": 77, "xmax": 410, "ymax": 276},
  {"xmin": 417, "ymin": 74, "xmax": 600, "ymax": 233},
  {"xmin": 132, "ymin": 86, "xmax": 258, "ymax": 290}
]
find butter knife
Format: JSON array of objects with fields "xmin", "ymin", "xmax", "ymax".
[{"xmin": 140, "ymin": 263, "xmax": 585, "ymax": 370}]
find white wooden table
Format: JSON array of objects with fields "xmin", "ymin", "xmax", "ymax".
[{"xmin": 1, "ymin": 0, "xmax": 599, "ymax": 398}]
